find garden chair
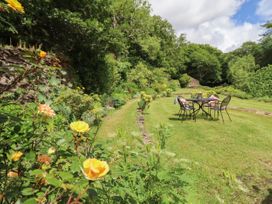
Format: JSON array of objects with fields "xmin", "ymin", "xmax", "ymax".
[
  {"xmin": 177, "ymin": 96, "xmax": 195, "ymax": 121},
  {"xmin": 210, "ymin": 95, "xmax": 232, "ymax": 122},
  {"xmin": 205, "ymin": 94, "xmax": 220, "ymax": 115}
]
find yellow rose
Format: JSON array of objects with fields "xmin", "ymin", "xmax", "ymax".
[
  {"xmin": 81, "ymin": 158, "xmax": 109, "ymax": 181},
  {"xmin": 70, "ymin": 121, "xmax": 90, "ymax": 133},
  {"xmin": 47, "ymin": 147, "xmax": 56, "ymax": 155},
  {"xmin": 11, "ymin": 151, "xmax": 23, "ymax": 161},
  {"xmin": 5, "ymin": 0, "xmax": 24, "ymax": 14},
  {"xmin": 39, "ymin": 50, "xmax": 47, "ymax": 59},
  {"xmin": 7, "ymin": 171, "xmax": 18, "ymax": 178}
]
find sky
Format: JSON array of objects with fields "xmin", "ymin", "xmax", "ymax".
[{"xmin": 148, "ymin": 0, "xmax": 272, "ymax": 52}]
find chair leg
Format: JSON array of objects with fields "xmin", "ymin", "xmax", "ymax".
[
  {"xmin": 181, "ymin": 110, "xmax": 185, "ymax": 120},
  {"xmin": 179, "ymin": 109, "xmax": 183, "ymax": 118},
  {"xmin": 220, "ymin": 111, "xmax": 225, "ymax": 123},
  {"xmin": 190, "ymin": 110, "xmax": 195, "ymax": 121},
  {"xmin": 226, "ymin": 109, "xmax": 232, "ymax": 121}
]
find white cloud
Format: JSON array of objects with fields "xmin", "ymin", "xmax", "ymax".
[
  {"xmin": 183, "ymin": 18, "xmax": 262, "ymax": 52},
  {"xmin": 256, "ymin": 0, "xmax": 272, "ymax": 19},
  {"xmin": 148, "ymin": 0, "xmax": 263, "ymax": 52}
]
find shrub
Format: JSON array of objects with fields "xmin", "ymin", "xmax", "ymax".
[
  {"xmin": 179, "ymin": 74, "xmax": 191, "ymax": 88},
  {"xmin": 168, "ymin": 80, "xmax": 180, "ymax": 91},
  {"xmin": 227, "ymin": 55, "xmax": 257, "ymax": 92},
  {"xmin": 55, "ymin": 88, "xmax": 103, "ymax": 122},
  {"xmin": 248, "ymin": 65, "xmax": 272, "ymax": 97},
  {"xmin": 138, "ymin": 92, "xmax": 153, "ymax": 112},
  {"xmin": 214, "ymin": 86, "xmax": 252, "ymax": 99},
  {"xmin": 0, "ymin": 101, "xmax": 187, "ymax": 203},
  {"xmin": 109, "ymin": 92, "xmax": 129, "ymax": 108}
]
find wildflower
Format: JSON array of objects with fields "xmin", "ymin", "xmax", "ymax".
[
  {"xmin": 70, "ymin": 121, "xmax": 90, "ymax": 133},
  {"xmin": 5, "ymin": 0, "xmax": 24, "ymax": 13},
  {"xmin": 81, "ymin": 158, "xmax": 109, "ymax": 181},
  {"xmin": 11, "ymin": 151, "xmax": 23, "ymax": 161},
  {"xmin": 37, "ymin": 155, "xmax": 51, "ymax": 165},
  {"xmin": 39, "ymin": 50, "xmax": 47, "ymax": 59},
  {"xmin": 47, "ymin": 147, "xmax": 56, "ymax": 155},
  {"xmin": 38, "ymin": 104, "xmax": 56, "ymax": 117},
  {"xmin": 7, "ymin": 171, "xmax": 18, "ymax": 178}
]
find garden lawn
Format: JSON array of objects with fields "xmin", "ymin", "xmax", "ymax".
[
  {"xmin": 97, "ymin": 100, "xmax": 140, "ymax": 149},
  {"xmin": 97, "ymin": 90, "xmax": 272, "ymax": 204}
]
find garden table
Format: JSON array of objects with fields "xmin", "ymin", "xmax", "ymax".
[{"xmin": 186, "ymin": 98, "xmax": 217, "ymax": 119}]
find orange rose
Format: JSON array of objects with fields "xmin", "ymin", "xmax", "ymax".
[
  {"xmin": 38, "ymin": 104, "xmax": 56, "ymax": 117},
  {"xmin": 7, "ymin": 171, "xmax": 18, "ymax": 178},
  {"xmin": 37, "ymin": 155, "xmax": 51, "ymax": 165},
  {"xmin": 82, "ymin": 158, "xmax": 109, "ymax": 181},
  {"xmin": 39, "ymin": 51, "xmax": 47, "ymax": 59}
]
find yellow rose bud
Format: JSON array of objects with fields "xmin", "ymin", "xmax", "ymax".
[
  {"xmin": 81, "ymin": 158, "xmax": 109, "ymax": 181},
  {"xmin": 47, "ymin": 147, "xmax": 56, "ymax": 155},
  {"xmin": 70, "ymin": 121, "xmax": 90, "ymax": 133},
  {"xmin": 39, "ymin": 50, "xmax": 47, "ymax": 59},
  {"xmin": 7, "ymin": 171, "xmax": 18, "ymax": 178},
  {"xmin": 11, "ymin": 151, "xmax": 23, "ymax": 161}
]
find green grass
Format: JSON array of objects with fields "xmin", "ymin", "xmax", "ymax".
[
  {"xmin": 176, "ymin": 88, "xmax": 272, "ymax": 112},
  {"xmin": 97, "ymin": 100, "xmax": 140, "ymax": 148},
  {"xmin": 97, "ymin": 89, "xmax": 272, "ymax": 204}
]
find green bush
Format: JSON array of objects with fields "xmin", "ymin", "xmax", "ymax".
[
  {"xmin": 248, "ymin": 65, "xmax": 272, "ymax": 97},
  {"xmin": 179, "ymin": 74, "xmax": 191, "ymax": 88},
  {"xmin": 110, "ymin": 92, "xmax": 128, "ymax": 108},
  {"xmin": 55, "ymin": 88, "xmax": 103, "ymax": 122},
  {"xmin": 227, "ymin": 55, "xmax": 257, "ymax": 92},
  {"xmin": 168, "ymin": 80, "xmax": 180, "ymax": 91},
  {"xmin": 0, "ymin": 100, "xmax": 186, "ymax": 203},
  {"xmin": 138, "ymin": 92, "xmax": 153, "ymax": 112},
  {"xmin": 214, "ymin": 86, "xmax": 252, "ymax": 99}
]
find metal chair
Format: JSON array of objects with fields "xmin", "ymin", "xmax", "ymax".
[
  {"xmin": 205, "ymin": 94, "xmax": 220, "ymax": 115},
  {"xmin": 177, "ymin": 97, "xmax": 195, "ymax": 120},
  {"xmin": 211, "ymin": 95, "xmax": 232, "ymax": 122}
]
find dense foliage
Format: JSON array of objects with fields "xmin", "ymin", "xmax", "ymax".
[
  {"xmin": 249, "ymin": 65, "xmax": 272, "ymax": 97},
  {"xmin": 1, "ymin": 0, "xmax": 271, "ymax": 97},
  {"xmin": 0, "ymin": 0, "xmax": 272, "ymax": 202},
  {"xmin": 0, "ymin": 46, "xmax": 186, "ymax": 203},
  {"xmin": 0, "ymin": 0, "xmax": 184, "ymax": 94},
  {"xmin": 227, "ymin": 55, "xmax": 257, "ymax": 92}
]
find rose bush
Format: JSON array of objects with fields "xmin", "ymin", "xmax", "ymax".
[{"xmin": 0, "ymin": 46, "xmax": 186, "ymax": 203}]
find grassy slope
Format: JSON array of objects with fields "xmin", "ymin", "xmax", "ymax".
[
  {"xmin": 145, "ymin": 96, "xmax": 272, "ymax": 204},
  {"xmin": 176, "ymin": 88, "xmax": 272, "ymax": 112},
  {"xmin": 97, "ymin": 89, "xmax": 272, "ymax": 204},
  {"xmin": 96, "ymin": 100, "xmax": 139, "ymax": 147}
]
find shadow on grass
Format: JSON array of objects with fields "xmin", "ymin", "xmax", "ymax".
[
  {"xmin": 262, "ymin": 189, "xmax": 272, "ymax": 204},
  {"xmin": 168, "ymin": 117, "xmax": 182, "ymax": 121},
  {"xmin": 169, "ymin": 115, "xmax": 219, "ymax": 122}
]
